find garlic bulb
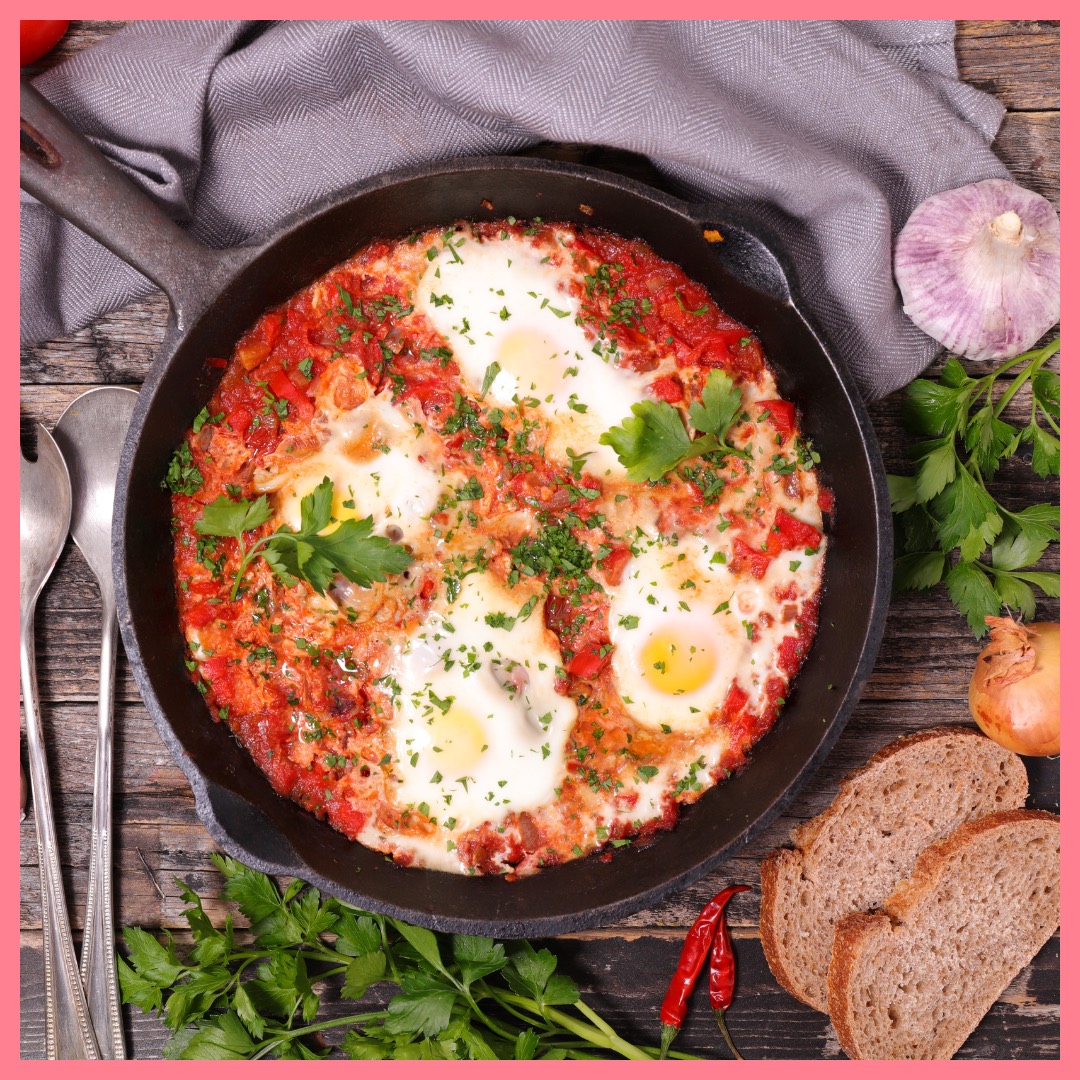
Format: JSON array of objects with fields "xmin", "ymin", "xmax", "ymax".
[{"xmin": 894, "ymin": 178, "xmax": 1059, "ymax": 362}]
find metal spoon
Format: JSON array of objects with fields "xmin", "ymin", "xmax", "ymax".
[
  {"xmin": 21, "ymin": 423, "xmax": 99, "ymax": 1060},
  {"xmin": 54, "ymin": 387, "xmax": 138, "ymax": 1061}
]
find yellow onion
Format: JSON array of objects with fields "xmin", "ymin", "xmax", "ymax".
[{"xmin": 969, "ymin": 617, "xmax": 1059, "ymax": 756}]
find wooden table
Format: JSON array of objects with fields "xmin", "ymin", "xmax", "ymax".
[{"xmin": 20, "ymin": 20, "xmax": 1060, "ymax": 1059}]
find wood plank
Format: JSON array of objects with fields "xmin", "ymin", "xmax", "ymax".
[
  {"xmin": 956, "ymin": 21, "xmax": 1060, "ymax": 111},
  {"xmin": 992, "ymin": 111, "xmax": 1059, "ymax": 207},
  {"xmin": 19, "ymin": 928, "xmax": 1059, "ymax": 1060}
]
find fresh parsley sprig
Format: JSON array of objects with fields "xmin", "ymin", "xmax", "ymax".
[
  {"xmin": 116, "ymin": 855, "xmax": 696, "ymax": 1060},
  {"xmin": 195, "ymin": 477, "xmax": 412, "ymax": 601},
  {"xmin": 888, "ymin": 337, "xmax": 1060, "ymax": 636},
  {"xmin": 599, "ymin": 370, "xmax": 748, "ymax": 483}
]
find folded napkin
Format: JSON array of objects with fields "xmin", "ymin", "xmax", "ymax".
[{"xmin": 21, "ymin": 20, "xmax": 1009, "ymax": 399}]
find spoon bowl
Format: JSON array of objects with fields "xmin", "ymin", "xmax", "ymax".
[
  {"xmin": 20, "ymin": 423, "xmax": 72, "ymax": 618},
  {"xmin": 54, "ymin": 387, "xmax": 139, "ymax": 593}
]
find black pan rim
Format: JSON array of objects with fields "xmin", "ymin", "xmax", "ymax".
[{"xmin": 114, "ymin": 155, "xmax": 892, "ymax": 936}]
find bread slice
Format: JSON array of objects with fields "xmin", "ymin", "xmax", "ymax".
[
  {"xmin": 827, "ymin": 809, "xmax": 1059, "ymax": 1059},
  {"xmin": 759, "ymin": 727, "xmax": 1028, "ymax": 1011}
]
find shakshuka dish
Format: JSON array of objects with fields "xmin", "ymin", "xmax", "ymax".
[{"xmin": 167, "ymin": 218, "xmax": 829, "ymax": 877}]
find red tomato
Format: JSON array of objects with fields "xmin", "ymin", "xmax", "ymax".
[
  {"xmin": 599, "ymin": 545, "xmax": 632, "ymax": 586},
  {"xmin": 21, "ymin": 21, "xmax": 68, "ymax": 66},
  {"xmin": 731, "ymin": 537, "xmax": 773, "ymax": 580},
  {"xmin": 648, "ymin": 375, "xmax": 683, "ymax": 403},
  {"xmin": 774, "ymin": 508, "xmax": 822, "ymax": 552}
]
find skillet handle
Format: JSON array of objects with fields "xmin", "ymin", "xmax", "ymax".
[{"xmin": 20, "ymin": 81, "xmax": 232, "ymax": 331}]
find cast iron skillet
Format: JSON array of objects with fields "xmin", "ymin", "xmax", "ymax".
[{"xmin": 21, "ymin": 83, "xmax": 891, "ymax": 936}]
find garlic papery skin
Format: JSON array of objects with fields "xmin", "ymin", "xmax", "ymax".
[{"xmin": 894, "ymin": 178, "xmax": 1059, "ymax": 363}]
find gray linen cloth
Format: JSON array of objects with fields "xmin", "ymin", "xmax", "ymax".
[{"xmin": 20, "ymin": 20, "xmax": 1009, "ymax": 399}]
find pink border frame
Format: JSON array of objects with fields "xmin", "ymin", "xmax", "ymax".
[{"xmin": 10, "ymin": 4, "xmax": 1069, "ymax": 1071}]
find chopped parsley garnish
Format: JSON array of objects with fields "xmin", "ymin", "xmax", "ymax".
[
  {"xmin": 335, "ymin": 283, "xmax": 362, "ymax": 319},
  {"xmin": 509, "ymin": 524, "xmax": 594, "ymax": 582},
  {"xmin": 480, "ymin": 361, "xmax": 500, "ymax": 399},
  {"xmin": 163, "ymin": 442, "xmax": 203, "ymax": 495},
  {"xmin": 192, "ymin": 407, "xmax": 224, "ymax": 434}
]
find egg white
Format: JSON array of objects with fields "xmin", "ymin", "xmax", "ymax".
[
  {"xmin": 416, "ymin": 233, "xmax": 651, "ymax": 476},
  {"xmin": 385, "ymin": 569, "xmax": 577, "ymax": 832},
  {"xmin": 273, "ymin": 391, "xmax": 452, "ymax": 544},
  {"xmin": 606, "ymin": 527, "xmax": 824, "ymax": 732}
]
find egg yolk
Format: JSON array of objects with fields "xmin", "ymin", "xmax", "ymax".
[
  {"xmin": 640, "ymin": 628, "xmax": 718, "ymax": 695},
  {"xmin": 427, "ymin": 703, "xmax": 487, "ymax": 772},
  {"xmin": 496, "ymin": 329, "xmax": 561, "ymax": 397}
]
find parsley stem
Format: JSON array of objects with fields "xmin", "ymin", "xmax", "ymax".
[
  {"xmin": 461, "ymin": 990, "xmax": 521, "ymax": 1043},
  {"xmin": 992, "ymin": 337, "xmax": 1059, "ymax": 418},
  {"xmin": 228, "ymin": 535, "xmax": 274, "ymax": 601},
  {"xmin": 574, "ymin": 1000, "xmax": 620, "ymax": 1039},
  {"xmin": 496, "ymin": 992, "xmax": 652, "ymax": 1060},
  {"xmin": 249, "ymin": 1010, "xmax": 388, "ymax": 1059}
]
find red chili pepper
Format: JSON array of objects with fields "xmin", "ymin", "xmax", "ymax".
[
  {"xmin": 659, "ymin": 885, "xmax": 748, "ymax": 1058},
  {"xmin": 709, "ymin": 884, "xmax": 749, "ymax": 1058}
]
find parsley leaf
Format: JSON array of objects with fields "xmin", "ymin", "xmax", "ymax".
[
  {"xmin": 117, "ymin": 854, "xmax": 683, "ymax": 1060},
  {"xmin": 888, "ymin": 338, "xmax": 1060, "ymax": 636},
  {"xmin": 599, "ymin": 399, "xmax": 697, "ymax": 483},
  {"xmin": 196, "ymin": 495, "xmax": 274, "ymax": 540},
  {"xmin": 480, "ymin": 361, "xmax": 500, "ymax": 399},
  {"xmin": 195, "ymin": 477, "xmax": 412, "ymax": 600},
  {"xmin": 599, "ymin": 370, "xmax": 745, "ymax": 482}
]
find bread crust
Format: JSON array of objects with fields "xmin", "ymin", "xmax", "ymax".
[
  {"xmin": 791, "ymin": 726, "xmax": 1000, "ymax": 850},
  {"xmin": 758, "ymin": 726, "xmax": 1028, "ymax": 1013},
  {"xmin": 826, "ymin": 809, "xmax": 1060, "ymax": 1060},
  {"xmin": 759, "ymin": 847, "xmax": 819, "ymax": 1008}
]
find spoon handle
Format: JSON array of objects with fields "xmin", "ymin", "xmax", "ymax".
[
  {"xmin": 20, "ymin": 611, "xmax": 100, "ymax": 1060},
  {"xmin": 80, "ymin": 595, "xmax": 125, "ymax": 1059}
]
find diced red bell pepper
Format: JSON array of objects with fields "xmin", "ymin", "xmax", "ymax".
[
  {"xmin": 566, "ymin": 645, "xmax": 611, "ymax": 679},
  {"xmin": 227, "ymin": 406, "xmax": 253, "ymax": 435},
  {"xmin": 268, "ymin": 369, "xmax": 314, "ymax": 421},
  {"xmin": 757, "ymin": 399, "xmax": 796, "ymax": 441},
  {"xmin": 599, "ymin": 545, "xmax": 633, "ymax": 586}
]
